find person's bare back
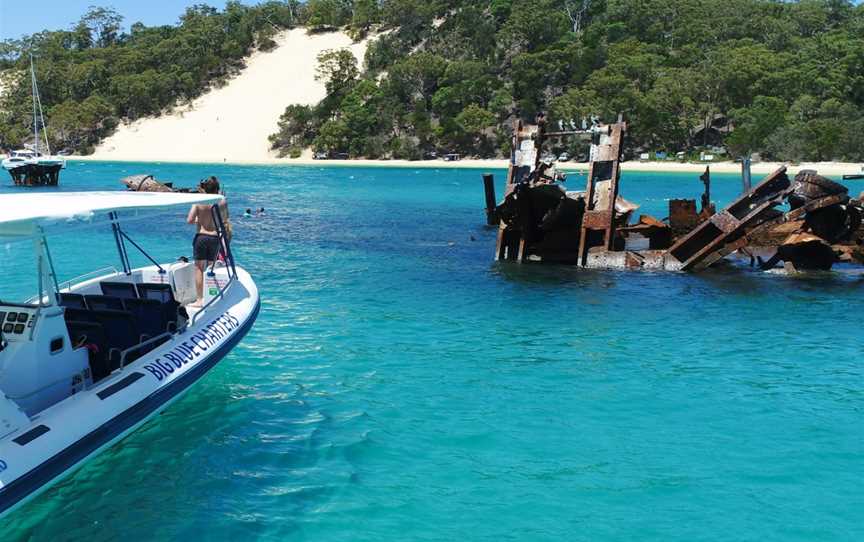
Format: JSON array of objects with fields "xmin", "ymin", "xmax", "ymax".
[{"xmin": 188, "ymin": 201, "xmax": 227, "ymax": 236}]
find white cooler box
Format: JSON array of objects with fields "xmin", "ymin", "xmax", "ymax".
[{"xmin": 169, "ymin": 262, "xmax": 197, "ymax": 305}]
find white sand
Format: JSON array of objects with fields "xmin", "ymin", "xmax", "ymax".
[
  {"xmin": 75, "ymin": 152, "xmax": 864, "ymax": 177},
  {"xmin": 86, "ymin": 29, "xmax": 369, "ymax": 163}
]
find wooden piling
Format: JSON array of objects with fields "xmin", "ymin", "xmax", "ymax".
[
  {"xmin": 741, "ymin": 156, "xmax": 752, "ymax": 193},
  {"xmin": 483, "ymin": 173, "xmax": 497, "ymax": 225}
]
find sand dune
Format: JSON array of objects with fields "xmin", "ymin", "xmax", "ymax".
[{"xmin": 88, "ymin": 29, "xmax": 368, "ymax": 163}]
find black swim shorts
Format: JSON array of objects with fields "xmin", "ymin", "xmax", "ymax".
[{"xmin": 193, "ymin": 233, "xmax": 220, "ymax": 261}]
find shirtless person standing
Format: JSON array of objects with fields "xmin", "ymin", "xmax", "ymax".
[{"xmin": 186, "ymin": 176, "xmax": 230, "ymax": 306}]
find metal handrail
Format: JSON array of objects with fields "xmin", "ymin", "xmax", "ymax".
[
  {"xmin": 188, "ymin": 273, "xmax": 236, "ymax": 328},
  {"xmin": 58, "ymin": 266, "xmax": 120, "ymax": 292},
  {"xmin": 119, "ymin": 230, "xmax": 165, "ymax": 274},
  {"xmin": 118, "ymin": 331, "xmax": 174, "ymax": 369}
]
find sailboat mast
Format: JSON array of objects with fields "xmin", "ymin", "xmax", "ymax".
[
  {"xmin": 29, "ymin": 54, "xmax": 52, "ymax": 156},
  {"xmin": 30, "ymin": 54, "xmax": 38, "ymax": 156}
]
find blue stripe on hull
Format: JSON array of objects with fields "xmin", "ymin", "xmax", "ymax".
[{"xmin": 0, "ymin": 300, "xmax": 260, "ymax": 517}]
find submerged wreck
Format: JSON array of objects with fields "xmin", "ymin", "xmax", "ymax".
[
  {"xmin": 120, "ymin": 174, "xmax": 197, "ymax": 193},
  {"xmin": 484, "ymin": 118, "xmax": 864, "ymax": 273}
]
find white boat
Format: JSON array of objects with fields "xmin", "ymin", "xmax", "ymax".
[
  {"xmin": 0, "ymin": 191, "xmax": 260, "ymax": 517},
  {"xmin": 1, "ymin": 55, "xmax": 66, "ymax": 186}
]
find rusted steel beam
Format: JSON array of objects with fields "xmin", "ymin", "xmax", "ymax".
[
  {"xmin": 582, "ymin": 209, "xmax": 614, "ymax": 229},
  {"xmin": 785, "ymin": 194, "xmax": 846, "ymax": 221},
  {"xmin": 577, "ymin": 122, "xmax": 625, "ymax": 266},
  {"xmin": 667, "ymin": 167, "xmax": 792, "ymax": 271},
  {"xmin": 483, "ymin": 173, "xmax": 497, "ymax": 226}
]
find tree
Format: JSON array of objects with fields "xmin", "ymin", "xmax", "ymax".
[
  {"xmin": 563, "ymin": 0, "xmax": 591, "ymax": 33},
  {"xmin": 48, "ymin": 95, "xmax": 116, "ymax": 152},
  {"xmin": 726, "ymin": 96, "xmax": 787, "ymax": 156},
  {"xmin": 76, "ymin": 6, "xmax": 124, "ymax": 48},
  {"xmin": 386, "ymin": 52, "xmax": 447, "ymax": 113},
  {"xmin": 269, "ymin": 104, "xmax": 318, "ymax": 154},
  {"xmin": 314, "ymin": 118, "xmax": 351, "ymax": 153},
  {"xmin": 351, "ymin": 0, "xmax": 380, "ymax": 36},
  {"xmin": 306, "ymin": 0, "xmax": 352, "ymax": 30},
  {"xmin": 456, "ymin": 104, "xmax": 496, "ymax": 133},
  {"xmin": 316, "ymin": 49, "xmax": 359, "ymax": 97}
]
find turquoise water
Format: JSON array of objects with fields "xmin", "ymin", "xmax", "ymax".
[{"xmin": 1, "ymin": 162, "xmax": 862, "ymax": 541}]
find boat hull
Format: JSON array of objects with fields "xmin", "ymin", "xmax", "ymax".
[
  {"xmin": 2, "ymin": 161, "xmax": 64, "ymax": 186},
  {"xmin": 0, "ymin": 266, "xmax": 259, "ymax": 518}
]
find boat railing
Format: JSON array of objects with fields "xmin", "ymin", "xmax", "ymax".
[
  {"xmin": 118, "ymin": 331, "xmax": 174, "ymax": 370},
  {"xmin": 58, "ymin": 266, "xmax": 120, "ymax": 293},
  {"xmin": 188, "ymin": 272, "xmax": 236, "ymax": 328}
]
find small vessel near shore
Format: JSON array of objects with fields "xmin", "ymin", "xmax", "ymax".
[
  {"xmin": 1, "ymin": 56, "xmax": 66, "ymax": 186},
  {"xmin": 0, "ymin": 192, "xmax": 259, "ymax": 517}
]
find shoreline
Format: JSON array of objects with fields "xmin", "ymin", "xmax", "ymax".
[{"xmin": 70, "ymin": 154, "xmax": 864, "ymax": 176}]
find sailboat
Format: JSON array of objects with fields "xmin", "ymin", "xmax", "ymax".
[{"xmin": 1, "ymin": 55, "xmax": 66, "ymax": 186}]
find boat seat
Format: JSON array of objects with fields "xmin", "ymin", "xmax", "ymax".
[
  {"xmin": 87, "ymin": 309, "xmax": 141, "ymax": 371},
  {"xmin": 123, "ymin": 297, "xmax": 169, "ymax": 338},
  {"xmin": 66, "ymin": 320, "xmax": 110, "ymax": 382},
  {"xmin": 138, "ymin": 283, "xmax": 175, "ymax": 303},
  {"xmin": 63, "ymin": 307, "xmax": 94, "ymax": 324},
  {"xmin": 85, "ymin": 295, "xmax": 125, "ymax": 311},
  {"xmin": 138, "ymin": 283, "xmax": 181, "ymax": 328},
  {"xmin": 58, "ymin": 293, "xmax": 87, "ymax": 309},
  {"xmin": 100, "ymin": 281, "xmax": 139, "ymax": 300}
]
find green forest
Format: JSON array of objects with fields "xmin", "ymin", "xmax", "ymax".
[
  {"xmin": 1, "ymin": 0, "xmax": 863, "ymax": 161},
  {"xmin": 0, "ymin": 2, "xmax": 300, "ymax": 153}
]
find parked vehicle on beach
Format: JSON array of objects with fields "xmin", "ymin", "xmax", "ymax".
[{"xmin": 0, "ymin": 192, "xmax": 260, "ymax": 518}]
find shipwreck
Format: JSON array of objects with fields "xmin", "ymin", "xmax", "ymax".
[{"xmin": 483, "ymin": 118, "xmax": 864, "ymax": 273}]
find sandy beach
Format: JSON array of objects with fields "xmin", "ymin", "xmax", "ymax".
[{"xmin": 73, "ymin": 153, "xmax": 864, "ymax": 177}]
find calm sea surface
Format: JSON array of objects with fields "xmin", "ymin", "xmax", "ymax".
[{"xmin": 0, "ymin": 162, "xmax": 861, "ymax": 541}]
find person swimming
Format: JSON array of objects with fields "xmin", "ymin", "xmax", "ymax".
[{"xmin": 244, "ymin": 208, "xmax": 253, "ymax": 218}]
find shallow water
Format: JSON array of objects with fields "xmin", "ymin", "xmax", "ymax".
[{"xmin": 0, "ymin": 162, "xmax": 861, "ymax": 541}]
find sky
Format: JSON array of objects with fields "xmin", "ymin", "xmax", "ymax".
[{"xmin": 0, "ymin": 0, "xmax": 237, "ymax": 40}]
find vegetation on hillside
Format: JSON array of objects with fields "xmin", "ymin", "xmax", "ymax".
[
  {"xmin": 271, "ymin": 0, "xmax": 864, "ymax": 162},
  {"xmin": 1, "ymin": 1, "xmax": 861, "ymax": 162},
  {"xmin": 0, "ymin": 2, "xmax": 300, "ymax": 153}
]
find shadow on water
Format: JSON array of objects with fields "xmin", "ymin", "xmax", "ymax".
[{"xmin": 492, "ymin": 256, "xmax": 863, "ymax": 294}]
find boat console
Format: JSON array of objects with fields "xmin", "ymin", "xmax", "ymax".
[
  {"xmin": 0, "ymin": 308, "xmax": 36, "ymax": 341},
  {"xmin": 0, "ymin": 301, "xmax": 89, "ymax": 417}
]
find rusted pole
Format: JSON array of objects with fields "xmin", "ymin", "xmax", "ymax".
[
  {"xmin": 700, "ymin": 166, "xmax": 711, "ymax": 211},
  {"xmin": 742, "ymin": 156, "xmax": 752, "ymax": 193},
  {"xmin": 483, "ymin": 173, "xmax": 497, "ymax": 225},
  {"xmin": 534, "ymin": 113, "xmax": 547, "ymax": 172}
]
